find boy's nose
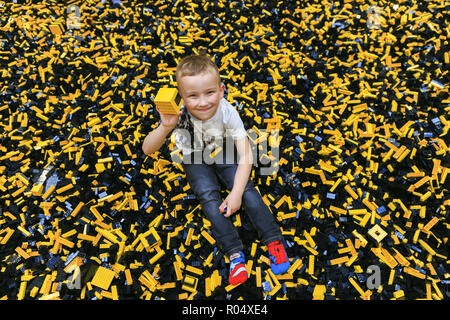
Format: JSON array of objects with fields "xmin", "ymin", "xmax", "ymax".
[{"xmin": 198, "ymin": 95, "xmax": 208, "ymax": 108}]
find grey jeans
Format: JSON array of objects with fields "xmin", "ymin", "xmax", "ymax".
[{"xmin": 181, "ymin": 146, "xmax": 282, "ymax": 256}]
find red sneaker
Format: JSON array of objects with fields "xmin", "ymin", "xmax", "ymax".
[
  {"xmin": 267, "ymin": 240, "xmax": 290, "ymax": 275},
  {"xmin": 228, "ymin": 251, "xmax": 248, "ymax": 285}
]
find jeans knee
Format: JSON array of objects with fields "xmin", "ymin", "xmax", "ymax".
[
  {"xmin": 197, "ymin": 188, "xmax": 221, "ymax": 205},
  {"xmin": 242, "ymin": 187, "xmax": 260, "ymax": 206}
]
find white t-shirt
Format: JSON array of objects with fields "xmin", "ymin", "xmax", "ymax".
[{"xmin": 173, "ymin": 98, "xmax": 247, "ymax": 155}]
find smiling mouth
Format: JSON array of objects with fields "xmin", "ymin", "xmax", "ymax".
[{"xmin": 198, "ymin": 107, "xmax": 211, "ymax": 112}]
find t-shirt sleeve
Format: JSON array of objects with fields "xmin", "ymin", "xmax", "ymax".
[{"xmin": 222, "ymin": 101, "xmax": 247, "ymax": 140}]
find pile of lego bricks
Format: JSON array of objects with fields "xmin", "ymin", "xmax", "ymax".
[{"xmin": 0, "ymin": 0, "xmax": 449, "ymax": 300}]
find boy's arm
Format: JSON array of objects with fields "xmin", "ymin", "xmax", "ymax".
[
  {"xmin": 142, "ymin": 107, "xmax": 182, "ymax": 156},
  {"xmin": 220, "ymin": 136, "xmax": 253, "ymax": 217},
  {"xmin": 142, "ymin": 124, "xmax": 174, "ymax": 156},
  {"xmin": 232, "ymin": 136, "xmax": 253, "ymax": 194}
]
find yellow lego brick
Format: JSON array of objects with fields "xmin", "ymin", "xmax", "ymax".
[
  {"xmin": 344, "ymin": 184, "xmax": 359, "ymax": 199},
  {"xmin": 330, "ymin": 256, "xmax": 349, "ymax": 265},
  {"xmin": 149, "ymin": 249, "xmax": 165, "ymax": 264},
  {"xmin": 423, "ymin": 216, "xmax": 440, "ymax": 232},
  {"xmin": 154, "ymin": 88, "xmax": 183, "ymax": 114},
  {"xmin": 308, "ymin": 255, "xmax": 314, "ymax": 275},
  {"xmin": 367, "ymin": 224, "xmax": 387, "ymax": 242},
  {"xmin": 185, "ymin": 227, "xmax": 194, "ymax": 246},
  {"xmin": 182, "ymin": 274, "xmax": 198, "ymax": 293},
  {"xmin": 124, "ymin": 269, "xmax": 133, "ymax": 285},
  {"xmin": 403, "ymin": 267, "xmax": 426, "ymax": 280},
  {"xmin": 312, "ymin": 284, "xmax": 326, "ymax": 300},
  {"xmin": 185, "ymin": 265, "xmax": 203, "ymax": 276},
  {"xmin": 352, "ymin": 230, "xmax": 368, "ymax": 247},
  {"xmin": 95, "ymin": 226, "xmax": 119, "ymax": 244},
  {"xmin": 91, "ymin": 266, "xmax": 116, "ymax": 290},
  {"xmin": 255, "ymin": 266, "xmax": 262, "ymax": 287},
  {"xmin": 55, "ymin": 183, "xmax": 74, "ymax": 194},
  {"xmin": 39, "ymin": 292, "xmax": 60, "ymax": 300},
  {"xmin": 287, "ymin": 258, "xmax": 302, "ymax": 274},
  {"xmin": 418, "ymin": 239, "xmax": 436, "ymax": 256},
  {"xmin": 201, "ymin": 230, "xmax": 216, "ymax": 245},
  {"xmin": 31, "ymin": 183, "xmax": 44, "ymax": 196},
  {"xmin": 0, "ymin": 228, "xmax": 15, "ymax": 245},
  {"xmin": 173, "ymin": 261, "xmax": 183, "ymax": 281}
]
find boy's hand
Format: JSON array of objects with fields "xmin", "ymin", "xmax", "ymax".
[
  {"xmin": 157, "ymin": 107, "xmax": 183, "ymax": 130},
  {"xmin": 219, "ymin": 191, "xmax": 242, "ymax": 218}
]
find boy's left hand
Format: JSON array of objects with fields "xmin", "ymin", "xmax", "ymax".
[{"xmin": 219, "ymin": 191, "xmax": 242, "ymax": 218}]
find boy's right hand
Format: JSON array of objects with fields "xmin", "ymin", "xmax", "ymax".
[{"xmin": 157, "ymin": 107, "xmax": 183, "ymax": 130}]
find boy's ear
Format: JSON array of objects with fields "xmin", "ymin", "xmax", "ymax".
[{"xmin": 220, "ymin": 82, "xmax": 225, "ymax": 99}]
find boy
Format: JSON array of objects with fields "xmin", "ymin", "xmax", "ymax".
[{"xmin": 142, "ymin": 54, "xmax": 290, "ymax": 285}]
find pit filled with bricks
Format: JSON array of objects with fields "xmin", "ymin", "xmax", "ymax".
[{"xmin": 0, "ymin": 0, "xmax": 448, "ymax": 300}]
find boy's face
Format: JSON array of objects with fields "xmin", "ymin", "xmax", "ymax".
[{"xmin": 178, "ymin": 71, "xmax": 224, "ymax": 121}]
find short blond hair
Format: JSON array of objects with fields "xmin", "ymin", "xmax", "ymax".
[{"xmin": 176, "ymin": 54, "xmax": 221, "ymax": 86}]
